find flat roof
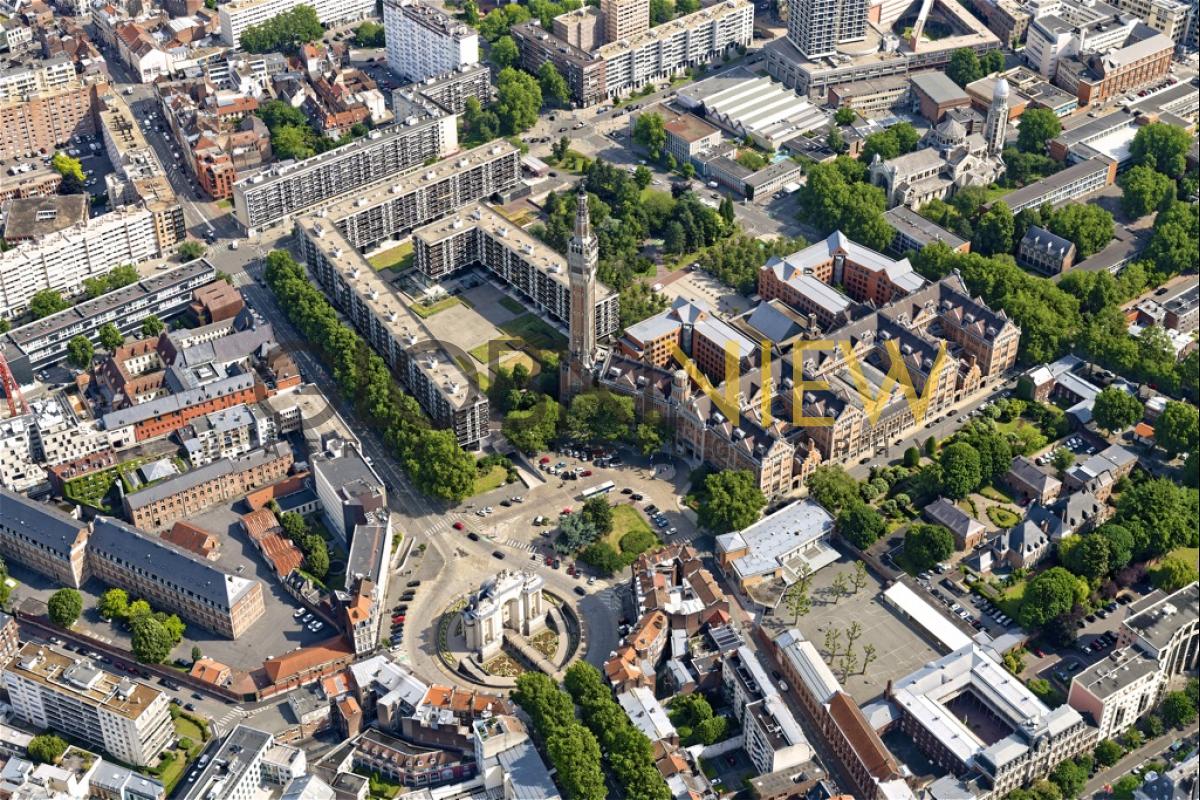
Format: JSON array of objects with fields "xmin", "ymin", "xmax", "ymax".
[
  {"xmin": 1124, "ymin": 582, "xmax": 1199, "ymax": 654},
  {"xmin": 715, "ymin": 499, "xmax": 834, "ymax": 579},
  {"xmin": 911, "ymin": 72, "xmax": 969, "ymax": 105},
  {"xmin": 999, "ymin": 157, "xmax": 1111, "ymax": 211},
  {"xmin": 596, "ymin": 0, "xmax": 751, "ymax": 57},
  {"xmin": 776, "ymin": 628, "xmax": 841, "ymax": 704},
  {"xmin": 1073, "ymin": 647, "xmax": 1160, "ymax": 701},
  {"xmin": 7, "ymin": 642, "xmax": 164, "ymax": 721},
  {"xmin": 3, "ymin": 195, "xmax": 89, "ymax": 240},
  {"xmin": 885, "ymin": 206, "xmax": 968, "ymax": 250},
  {"xmin": 177, "ymin": 725, "xmax": 273, "ymax": 800},
  {"xmin": 882, "ymin": 582, "xmax": 973, "ymax": 652}
]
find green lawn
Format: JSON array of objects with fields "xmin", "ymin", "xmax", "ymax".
[
  {"xmin": 1165, "ymin": 547, "xmax": 1199, "ymax": 566},
  {"xmin": 986, "ymin": 506, "xmax": 1020, "ymax": 528},
  {"xmin": 979, "ymin": 485, "xmax": 1015, "ymax": 504},
  {"xmin": 996, "ymin": 580, "xmax": 1026, "ymax": 620},
  {"xmin": 603, "ymin": 505, "xmax": 661, "ymax": 561},
  {"xmin": 983, "ymin": 184, "xmax": 1014, "ymax": 204},
  {"xmin": 469, "ymin": 313, "xmax": 566, "ymax": 367},
  {"xmin": 474, "ymin": 465, "xmax": 509, "ymax": 495},
  {"xmin": 410, "ymin": 295, "xmax": 464, "ymax": 318},
  {"xmin": 499, "ymin": 296, "xmax": 526, "ymax": 314},
  {"xmin": 63, "ymin": 455, "xmax": 158, "ymax": 512},
  {"xmin": 173, "ymin": 715, "xmax": 206, "ymax": 750},
  {"xmin": 215, "ymin": 198, "xmax": 233, "ymax": 209},
  {"xmin": 368, "ymin": 241, "xmax": 413, "ymax": 271}
]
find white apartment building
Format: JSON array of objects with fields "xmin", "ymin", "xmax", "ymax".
[
  {"xmin": 180, "ymin": 404, "xmax": 260, "ymax": 467},
  {"xmin": 0, "ymin": 414, "xmax": 44, "ymax": 491},
  {"xmin": 0, "ymin": 207, "xmax": 162, "ymax": 319},
  {"xmin": 219, "ymin": 0, "xmax": 375, "ymax": 45},
  {"xmin": 3, "ymin": 644, "xmax": 174, "ymax": 767},
  {"xmin": 1024, "ymin": 0, "xmax": 1137, "ymax": 79},
  {"xmin": 178, "ymin": 726, "xmax": 275, "ymax": 800},
  {"xmin": 383, "ymin": 0, "xmax": 479, "ymax": 82},
  {"xmin": 596, "ymin": 0, "xmax": 754, "ymax": 97},
  {"xmin": 788, "ymin": 0, "xmax": 868, "ymax": 59},
  {"xmin": 723, "ymin": 645, "xmax": 813, "ymax": 775},
  {"xmin": 0, "ymin": 56, "xmax": 76, "ymax": 101}
]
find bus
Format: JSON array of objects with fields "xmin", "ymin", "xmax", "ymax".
[{"xmin": 580, "ymin": 481, "xmax": 615, "ymax": 500}]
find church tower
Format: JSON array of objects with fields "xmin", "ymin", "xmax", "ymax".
[
  {"xmin": 984, "ymin": 77, "xmax": 1009, "ymax": 157},
  {"xmin": 561, "ymin": 189, "xmax": 598, "ymax": 400}
]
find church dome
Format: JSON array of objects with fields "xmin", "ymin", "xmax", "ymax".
[{"xmin": 993, "ymin": 77, "xmax": 1010, "ymax": 101}]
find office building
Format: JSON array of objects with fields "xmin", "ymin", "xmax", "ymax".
[
  {"xmin": 1000, "ymin": 156, "xmax": 1116, "ymax": 212},
  {"xmin": 601, "ymin": 0, "xmax": 650, "ymax": 42},
  {"xmin": 297, "ymin": 217, "xmax": 490, "ymax": 450},
  {"xmin": 413, "ymin": 200, "xmax": 619, "ymax": 346},
  {"xmin": 122, "ymin": 443, "xmax": 294, "ymax": 531},
  {"xmin": 1111, "ymin": 0, "xmax": 1192, "ymax": 46},
  {"xmin": 219, "ymin": 0, "xmax": 375, "ymax": 45},
  {"xmin": 1, "ymin": 259, "xmax": 215, "ymax": 377},
  {"xmin": 1054, "ymin": 23, "xmax": 1175, "ymax": 105},
  {"xmin": 87, "ymin": 516, "xmax": 266, "ymax": 637},
  {"xmin": 884, "ymin": 205, "xmax": 970, "ymax": 256},
  {"xmin": 1120, "ymin": 583, "xmax": 1199, "ymax": 679},
  {"xmin": 310, "ymin": 441, "xmax": 387, "ymax": 543},
  {"xmin": 886, "ymin": 645, "xmax": 1093, "ymax": 797},
  {"xmin": 0, "ymin": 488, "xmax": 90, "ymax": 588},
  {"xmin": 3, "ymin": 643, "xmax": 173, "ymax": 766},
  {"xmin": 178, "ymin": 726, "xmax": 275, "ymax": 800},
  {"xmin": 0, "ymin": 207, "xmax": 163, "ymax": 320},
  {"xmin": 233, "ymin": 115, "xmax": 459, "ymax": 233},
  {"xmin": 787, "ymin": 0, "xmax": 867, "ymax": 59},
  {"xmin": 320, "ymin": 141, "xmax": 521, "ymax": 252},
  {"xmin": 383, "ymin": 0, "xmax": 479, "ymax": 83}
]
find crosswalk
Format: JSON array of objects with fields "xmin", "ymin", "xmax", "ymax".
[{"xmin": 503, "ymin": 538, "xmax": 537, "ymax": 552}]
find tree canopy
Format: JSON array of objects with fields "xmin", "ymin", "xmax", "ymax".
[
  {"xmin": 48, "ymin": 588, "xmax": 82, "ymax": 628},
  {"xmin": 697, "ymin": 470, "xmax": 765, "ymax": 532},
  {"xmin": 1130, "ymin": 122, "xmax": 1191, "ymax": 178},
  {"xmin": 1019, "ymin": 567, "xmax": 1087, "ymax": 628},
  {"xmin": 27, "ymin": 734, "xmax": 67, "ymax": 765},
  {"xmin": 904, "ymin": 524, "xmax": 955, "ymax": 572},
  {"xmin": 239, "ymin": 4, "xmax": 322, "ymax": 53},
  {"xmin": 1016, "ymin": 108, "xmax": 1062, "ymax": 154},
  {"xmin": 496, "ymin": 67, "xmax": 542, "ymax": 134},
  {"xmin": 1092, "ymin": 386, "xmax": 1143, "ymax": 433},
  {"xmin": 66, "ymin": 335, "xmax": 94, "ymax": 369},
  {"xmin": 633, "ymin": 112, "xmax": 667, "ymax": 160},
  {"xmin": 796, "ymin": 158, "xmax": 892, "ymax": 252},
  {"xmin": 1118, "ymin": 165, "xmax": 1174, "ymax": 219}
]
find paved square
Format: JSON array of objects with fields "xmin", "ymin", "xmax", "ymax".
[{"xmin": 764, "ymin": 551, "xmax": 940, "ymax": 705}]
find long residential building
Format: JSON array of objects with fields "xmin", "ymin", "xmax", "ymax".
[
  {"xmin": 219, "ymin": 0, "xmax": 375, "ymax": 45},
  {"xmin": 512, "ymin": 0, "xmax": 753, "ymax": 105},
  {"xmin": 297, "ymin": 216, "xmax": 490, "ymax": 449},
  {"xmin": 232, "ymin": 112, "xmax": 459, "ymax": 233},
  {"xmin": 0, "ymin": 81, "xmax": 103, "ymax": 162},
  {"xmin": 88, "ymin": 516, "xmax": 267, "ymax": 638},
  {"xmin": 0, "ymin": 488, "xmax": 90, "ymax": 588},
  {"xmin": 122, "ymin": 442, "xmax": 294, "ymax": 531},
  {"xmin": 0, "ymin": 206, "xmax": 165, "ymax": 319},
  {"xmin": 320, "ymin": 140, "xmax": 522, "ymax": 252},
  {"xmin": 413, "ymin": 202, "xmax": 619, "ymax": 340},
  {"xmin": 177, "ymin": 726, "xmax": 276, "ymax": 800},
  {"xmin": 997, "ymin": 156, "xmax": 1116, "ymax": 212},
  {"xmin": 382, "ymin": 0, "xmax": 479, "ymax": 83},
  {"xmin": 0, "ymin": 259, "xmax": 216, "ymax": 379},
  {"xmin": 101, "ymin": 372, "xmax": 261, "ymax": 447},
  {"xmin": 3, "ymin": 643, "xmax": 173, "ymax": 766}
]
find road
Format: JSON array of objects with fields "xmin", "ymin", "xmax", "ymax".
[{"xmin": 1084, "ymin": 725, "xmax": 1198, "ymax": 797}]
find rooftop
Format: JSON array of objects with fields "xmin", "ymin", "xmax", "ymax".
[
  {"xmin": 884, "ymin": 205, "xmax": 968, "ymax": 251},
  {"xmin": 1123, "ymin": 583, "xmax": 1199, "ymax": 655},
  {"xmin": 6, "ymin": 642, "xmax": 164, "ymax": 721},
  {"xmin": 911, "ymin": 72, "xmax": 969, "ymax": 105},
  {"xmin": 715, "ymin": 499, "xmax": 835, "ymax": 580},
  {"xmin": 0, "ymin": 488, "xmax": 86, "ymax": 558},
  {"xmin": 177, "ymin": 725, "xmax": 273, "ymax": 800},
  {"xmin": 123, "ymin": 442, "xmax": 292, "ymax": 510},
  {"xmin": 3, "ymin": 195, "xmax": 89, "ymax": 240},
  {"xmin": 1072, "ymin": 646, "xmax": 1160, "ymax": 700}
]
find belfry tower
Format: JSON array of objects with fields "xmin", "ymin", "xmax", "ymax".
[{"xmin": 560, "ymin": 188, "xmax": 599, "ymax": 400}]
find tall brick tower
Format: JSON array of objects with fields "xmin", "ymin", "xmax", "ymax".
[{"xmin": 560, "ymin": 188, "xmax": 598, "ymax": 400}]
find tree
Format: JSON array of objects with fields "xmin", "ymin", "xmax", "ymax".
[
  {"xmin": 947, "ymin": 48, "xmax": 982, "ymax": 86},
  {"xmin": 784, "ymin": 582, "xmax": 812, "ymax": 622},
  {"xmin": 1130, "ymin": 122, "xmax": 1191, "ymax": 178},
  {"xmin": 851, "ymin": 560, "xmax": 869, "ymax": 593},
  {"xmin": 1019, "ymin": 567, "xmax": 1085, "ymax": 628},
  {"xmin": 178, "ymin": 240, "xmax": 206, "ymax": 260},
  {"xmin": 98, "ymin": 588, "xmax": 128, "ymax": 620},
  {"xmin": 566, "ymin": 390, "xmax": 634, "ymax": 442},
  {"xmin": 837, "ymin": 501, "xmax": 886, "ymax": 549},
  {"xmin": 495, "ymin": 67, "xmax": 541, "ymax": 135},
  {"xmin": 1062, "ymin": 534, "xmax": 1110, "ymax": 581},
  {"xmin": 131, "ymin": 615, "xmax": 175, "ymax": 663},
  {"xmin": 1017, "ymin": 108, "xmax": 1062, "ymax": 154},
  {"xmin": 582, "ymin": 496, "xmax": 614, "ymax": 536},
  {"xmin": 903, "ymin": 446, "xmax": 921, "ymax": 467},
  {"xmin": 698, "ymin": 470, "xmax": 765, "ymax": 532},
  {"xmin": 826, "ymin": 126, "xmax": 847, "ymax": 154},
  {"xmin": 1150, "ymin": 553, "xmax": 1199, "ymax": 592},
  {"xmin": 538, "ymin": 62, "xmax": 570, "ymax": 107},
  {"xmin": 1051, "ymin": 447, "xmax": 1075, "ymax": 474},
  {"xmin": 1097, "ymin": 524, "xmax": 1135, "ymax": 571},
  {"xmin": 51, "ymin": 151, "xmax": 85, "ymax": 182},
  {"xmin": 489, "ymin": 33, "xmax": 519, "ymax": 68},
  {"xmin": 504, "ymin": 395, "xmax": 560, "ymax": 454},
  {"xmin": 1111, "ymin": 775, "xmax": 1140, "ymax": 800},
  {"xmin": 27, "ymin": 734, "xmax": 68, "ymax": 765},
  {"xmin": 1093, "ymin": 386, "xmax": 1144, "ymax": 433},
  {"xmin": 1161, "ymin": 690, "xmax": 1198, "ymax": 728},
  {"xmin": 67, "ymin": 335, "xmax": 94, "ymax": 369},
  {"xmin": 28, "ymin": 289, "xmax": 69, "ymax": 319},
  {"xmin": 98, "ymin": 323, "xmax": 124, "ymax": 351},
  {"xmin": 650, "ymin": 0, "xmax": 673, "ymax": 23},
  {"xmin": 1119, "ymin": 165, "xmax": 1174, "ymax": 219},
  {"xmin": 830, "ymin": 572, "xmax": 850, "ymax": 602},
  {"xmin": 939, "ymin": 442, "xmax": 982, "ymax": 498},
  {"xmin": 1093, "ymin": 738, "xmax": 1123, "ymax": 767},
  {"xmin": 353, "ymin": 20, "xmax": 385, "ymax": 46},
  {"xmin": 1050, "ymin": 759, "xmax": 1087, "ymax": 799},
  {"xmin": 904, "ymin": 524, "xmax": 955, "ymax": 572},
  {"xmin": 806, "ymin": 465, "xmax": 860, "ymax": 513},
  {"xmin": 580, "ymin": 542, "xmax": 623, "ymax": 576},
  {"xmin": 634, "ymin": 165, "xmax": 653, "ymax": 190},
  {"xmin": 239, "ymin": 4, "xmax": 323, "ymax": 53},
  {"xmin": 974, "ymin": 201, "xmax": 1014, "ymax": 256},
  {"xmin": 47, "ymin": 588, "xmax": 83, "ymax": 628},
  {"xmin": 797, "ymin": 159, "xmax": 892, "ymax": 251},
  {"xmin": 462, "ymin": 96, "xmax": 499, "ymax": 144},
  {"xmin": 834, "ymin": 106, "xmax": 855, "ymax": 125},
  {"xmin": 1049, "ymin": 204, "xmax": 1114, "ymax": 259},
  {"xmin": 633, "ymin": 112, "xmax": 667, "ymax": 160},
  {"xmin": 408, "ymin": 429, "xmax": 476, "ymax": 502},
  {"xmin": 141, "ymin": 315, "xmax": 165, "ymax": 337},
  {"xmin": 1155, "ymin": 400, "xmax": 1198, "ymax": 457}
]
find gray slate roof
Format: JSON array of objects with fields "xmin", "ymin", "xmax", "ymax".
[{"xmin": 0, "ymin": 488, "xmax": 87, "ymax": 557}]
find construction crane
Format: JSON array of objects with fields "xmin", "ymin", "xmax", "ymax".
[{"xmin": 0, "ymin": 346, "xmax": 27, "ymax": 418}]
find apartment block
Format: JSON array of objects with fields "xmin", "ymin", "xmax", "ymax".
[
  {"xmin": 233, "ymin": 115, "xmax": 458, "ymax": 232},
  {"xmin": 0, "ymin": 259, "xmax": 215, "ymax": 377},
  {"xmin": 1054, "ymin": 23, "xmax": 1174, "ymax": 105},
  {"xmin": 102, "ymin": 373, "xmax": 260, "ymax": 447},
  {"xmin": 553, "ymin": 7, "xmax": 602, "ymax": 50},
  {"xmin": 3, "ymin": 643, "xmax": 173, "ymax": 766},
  {"xmin": 1000, "ymin": 156, "xmax": 1116, "ymax": 212},
  {"xmin": 0, "ymin": 206, "xmax": 163, "ymax": 320},
  {"xmin": 596, "ymin": 0, "xmax": 754, "ymax": 98},
  {"xmin": 412, "ymin": 202, "xmax": 619, "ymax": 341},
  {"xmin": 219, "ymin": 0, "xmax": 375, "ymax": 45},
  {"xmin": 391, "ymin": 64, "xmax": 491, "ymax": 116},
  {"xmin": 722, "ymin": 645, "xmax": 813, "ymax": 774},
  {"xmin": 321, "ymin": 141, "xmax": 522, "ymax": 252},
  {"xmin": 122, "ymin": 442, "xmax": 294, "ymax": 531},
  {"xmin": 0, "ymin": 57, "xmax": 78, "ymax": 101},
  {"xmin": 297, "ymin": 217, "xmax": 490, "ymax": 450},
  {"xmin": 383, "ymin": 0, "xmax": 479, "ymax": 83},
  {"xmin": 600, "ymin": 0, "xmax": 650, "ymax": 42},
  {"xmin": 88, "ymin": 516, "xmax": 266, "ymax": 638},
  {"xmin": 344, "ymin": 511, "xmax": 394, "ymax": 656},
  {"xmin": 310, "ymin": 440, "xmax": 387, "ymax": 543},
  {"xmin": 0, "ymin": 488, "xmax": 90, "ymax": 588},
  {"xmin": 177, "ymin": 725, "xmax": 275, "ymax": 800},
  {"xmin": 787, "ymin": 0, "xmax": 867, "ymax": 59},
  {"xmin": 0, "ymin": 81, "xmax": 101, "ymax": 162},
  {"xmin": 511, "ymin": 21, "xmax": 608, "ymax": 108}
]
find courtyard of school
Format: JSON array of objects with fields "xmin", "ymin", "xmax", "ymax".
[{"xmin": 760, "ymin": 548, "xmax": 939, "ymax": 704}]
